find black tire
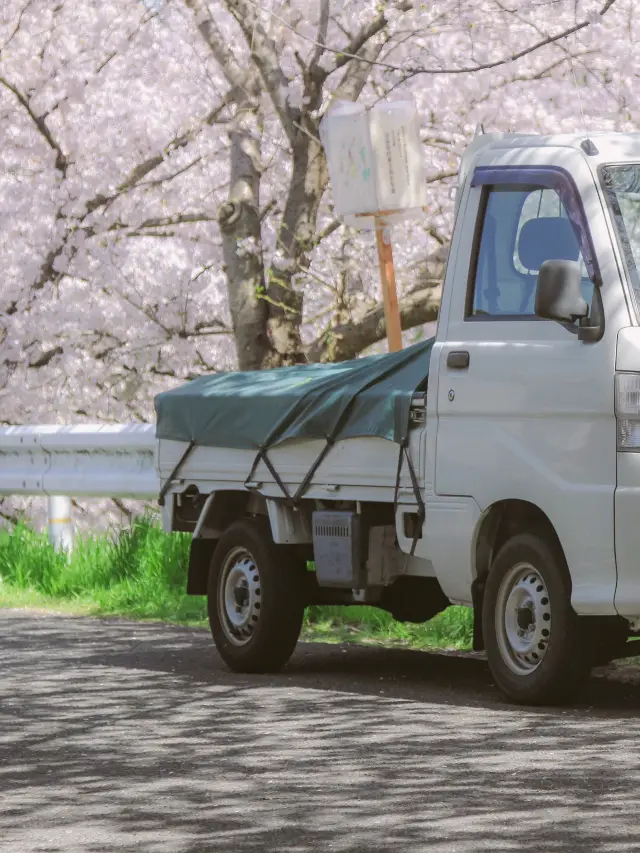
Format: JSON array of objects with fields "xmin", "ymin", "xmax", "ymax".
[
  {"xmin": 482, "ymin": 531, "xmax": 593, "ymax": 706},
  {"xmin": 207, "ymin": 518, "xmax": 305, "ymax": 673}
]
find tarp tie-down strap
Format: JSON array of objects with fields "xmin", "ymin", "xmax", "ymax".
[
  {"xmin": 293, "ymin": 436, "xmax": 335, "ymax": 504},
  {"xmin": 245, "ymin": 445, "xmax": 296, "ymax": 508},
  {"xmin": 244, "ymin": 447, "xmax": 262, "ymax": 488},
  {"xmin": 393, "ymin": 437, "xmax": 425, "ymax": 557},
  {"xmin": 245, "ymin": 436, "xmax": 336, "ymax": 508},
  {"xmin": 248, "ymin": 431, "xmax": 424, "ymax": 545},
  {"xmin": 392, "ymin": 440, "xmax": 404, "ymax": 511},
  {"xmin": 158, "ymin": 440, "xmax": 196, "ymax": 507}
]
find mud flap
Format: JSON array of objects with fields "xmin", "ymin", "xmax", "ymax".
[
  {"xmin": 187, "ymin": 538, "xmax": 217, "ymax": 595},
  {"xmin": 471, "ymin": 575, "xmax": 486, "ymax": 651}
]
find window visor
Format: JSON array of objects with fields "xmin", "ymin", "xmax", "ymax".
[{"xmin": 471, "ymin": 165, "xmax": 601, "ymax": 287}]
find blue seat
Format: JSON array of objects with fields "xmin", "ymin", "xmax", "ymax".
[{"xmin": 517, "ymin": 217, "xmax": 581, "ymax": 272}]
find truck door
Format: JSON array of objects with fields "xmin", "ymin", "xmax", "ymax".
[{"xmin": 434, "ymin": 159, "xmax": 618, "ymax": 615}]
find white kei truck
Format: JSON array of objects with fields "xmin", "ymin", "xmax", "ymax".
[{"xmin": 154, "ymin": 131, "xmax": 640, "ymax": 706}]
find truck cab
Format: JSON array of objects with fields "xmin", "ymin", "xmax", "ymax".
[
  {"xmin": 407, "ymin": 132, "xmax": 640, "ymax": 702},
  {"xmin": 159, "ymin": 132, "xmax": 640, "ymax": 705}
]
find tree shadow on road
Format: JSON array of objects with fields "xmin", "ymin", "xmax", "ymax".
[{"xmin": 2, "ymin": 610, "xmax": 640, "ymax": 853}]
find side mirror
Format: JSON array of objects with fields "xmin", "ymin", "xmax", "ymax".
[{"xmin": 535, "ymin": 259, "xmax": 588, "ymax": 324}]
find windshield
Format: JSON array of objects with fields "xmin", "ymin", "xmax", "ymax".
[{"xmin": 600, "ymin": 164, "xmax": 640, "ymax": 310}]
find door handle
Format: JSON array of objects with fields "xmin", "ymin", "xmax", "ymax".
[{"xmin": 447, "ymin": 351, "xmax": 470, "ymax": 369}]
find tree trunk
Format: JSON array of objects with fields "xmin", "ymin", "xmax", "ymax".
[
  {"xmin": 218, "ymin": 103, "xmax": 270, "ymax": 371},
  {"xmin": 265, "ymin": 130, "xmax": 328, "ymax": 366}
]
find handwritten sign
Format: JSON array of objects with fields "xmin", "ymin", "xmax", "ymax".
[{"xmin": 320, "ymin": 99, "xmax": 426, "ymax": 229}]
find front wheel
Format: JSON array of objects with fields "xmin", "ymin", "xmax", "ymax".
[
  {"xmin": 207, "ymin": 519, "xmax": 305, "ymax": 673},
  {"xmin": 483, "ymin": 531, "xmax": 593, "ymax": 705}
]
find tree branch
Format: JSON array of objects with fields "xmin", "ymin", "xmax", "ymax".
[
  {"xmin": 259, "ymin": 198, "xmax": 278, "ymax": 222},
  {"xmin": 332, "ymin": 33, "xmax": 390, "ymax": 102},
  {"xmin": 25, "ymin": 87, "xmax": 231, "ymax": 294},
  {"xmin": 306, "ymin": 281, "xmax": 441, "ymax": 363},
  {"xmin": 94, "ymin": 9, "xmax": 152, "ymax": 75},
  {"xmin": 402, "ymin": 0, "xmax": 618, "ymax": 79},
  {"xmin": 313, "ymin": 219, "xmax": 341, "ymax": 247},
  {"xmin": 0, "ymin": 502, "xmax": 22, "ymax": 527},
  {"xmin": 110, "ymin": 212, "xmax": 217, "ymax": 233},
  {"xmin": 135, "ymin": 155, "xmax": 204, "ymax": 190},
  {"xmin": 309, "ymin": 0, "xmax": 330, "ymax": 71},
  {"xmin": 185, "ymin": 0, "xmax": 260, "ymax": 98},
  {"xmin": 0, "ymin": 75, "xmax": 66, "ymax": 173},
  {"xmin": 110, "ymin": 497, "xmax": 134, "ymax": 521},
  {"xmin": 306, "ymin": 245, "xmax": 447, "ymax": 362},
  {"xmin": 236, "ymin": 0, "xmax": 616, "ymax": 80},
  {"xmin": 426, "ymin": 169, "xmax": 458, "ymax": 184},
  {"xmin": 0, "ymin": 0, "xmax": 37, "ymax": 56},
  {"xmin": 222, "ymin": 0, "xmax": 299, "ymax": 143},
  {"xmin": 327, "ymin": 1, "xmax": 413, "ymax": 77},
  {"xmin": 85, "ymin": 93, "xmax": 233, "ymax": 215},
  {"xmin": 28, "ymin": 346, "xmax": 63, "ymax": 369}
]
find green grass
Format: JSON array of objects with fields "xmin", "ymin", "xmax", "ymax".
[
  {"xmin": 0, "ymin": 521, "xmax": 473, "ymax": 650},
  {"xmin": 303, "ymin": 604, "xmax": 473, "ymax": 649}
]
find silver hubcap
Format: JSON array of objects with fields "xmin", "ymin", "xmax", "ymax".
[
  {"xmin": 495, "ymin": 562, "xmax": 551, "ymax": 675},
  {"xmin": 218, "ymin": 547, "xmax": 261, "ymax": 646}
]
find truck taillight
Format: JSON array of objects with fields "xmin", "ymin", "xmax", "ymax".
[{"xmin": 616, "ymin": 373, "xmax": 640, "ymax": 450}]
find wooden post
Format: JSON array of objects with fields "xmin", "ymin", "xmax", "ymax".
[{"xmin": 375, "ymin": 216, "xmax": 402, "ymax": 352}]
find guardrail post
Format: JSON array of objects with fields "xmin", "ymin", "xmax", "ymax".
[{"xmin": 48, "ymin": 495, "xmax": 73, "ymax": 552}]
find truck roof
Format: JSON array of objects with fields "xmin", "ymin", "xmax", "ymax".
[
  {"xmin": 458, "ymin": 131, "xmax": 640, "ymax": 189},
  {"xmin": 480, "ymin": 131, "xmax": 640, "ymax": 152}
]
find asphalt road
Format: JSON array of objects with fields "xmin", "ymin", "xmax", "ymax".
[{"xmin": 2, "ymin": 610, "xmax": 640, "ymax": 853}]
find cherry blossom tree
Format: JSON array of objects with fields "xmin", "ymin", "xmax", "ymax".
[
  {"xmin": 0, "ymin": 0, "xmax": 636, "ymax": 435},
  {"xmin": 190, "ymin": 0, "xmax": 631, "ymax": 367}
]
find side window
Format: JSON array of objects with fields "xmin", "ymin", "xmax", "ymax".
[{"xmin": 469, "ymin": 185, "xmax": 594, "ymax": 319}]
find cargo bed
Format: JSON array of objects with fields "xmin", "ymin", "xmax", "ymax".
[
  {"xmin": 154, "ymin": 340, "xmax": 433, "ymax": 505},
  {"xmin": 157, "ymin": 393, "xmax": 427, "ymax": 505}
]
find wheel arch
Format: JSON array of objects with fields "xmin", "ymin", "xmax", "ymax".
[
  {"xmin": 470, "ymin": 499, "xmax": 567, "ymax": 651},
  {"xmin": 474, "ymin": 499, "xmax": 566, "ymax": 583},
  {"xmin": 187, "ymin": 490, "xmax": 267, "ymax": 596}
]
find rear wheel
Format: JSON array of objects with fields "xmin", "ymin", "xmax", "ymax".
[
  {"xmin": 207, "ymin": 519, "xmax": 305, "ymax": 673},
  {"xmin": 483, "ymin": 531, "xmax": 593, "ymax": 705}
]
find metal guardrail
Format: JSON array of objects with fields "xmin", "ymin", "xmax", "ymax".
[{"xmin": 0, "ymin": 424, "xmax": 159, "ymax": 499}]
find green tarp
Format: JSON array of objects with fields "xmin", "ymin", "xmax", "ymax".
[{"xmin": 154, "ymin": 338, "xmax": 434, "ymax": 451}]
